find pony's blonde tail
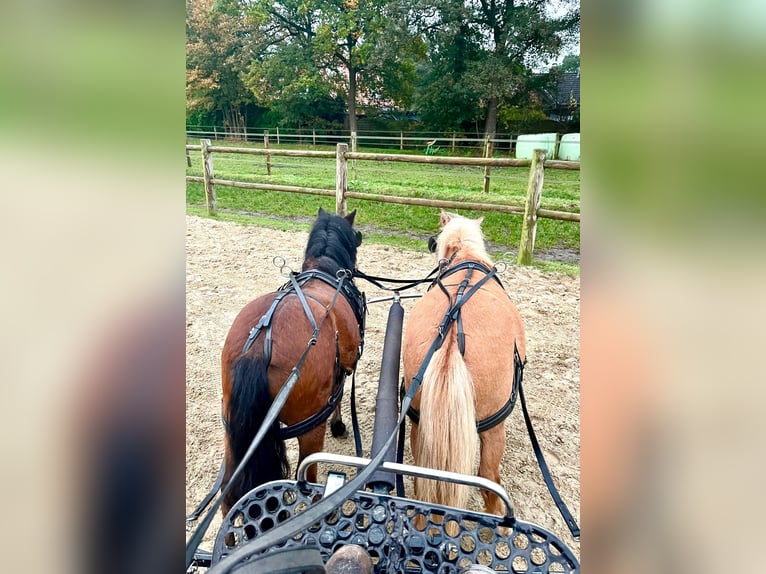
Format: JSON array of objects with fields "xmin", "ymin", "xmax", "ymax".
[{"xmin": 415, "ymin": 344, "xmax": 477, "ymax": 510}]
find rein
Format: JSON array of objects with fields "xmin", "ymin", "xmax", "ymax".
[{"xmin": 353, "ymin": 266, "xmax": 439, "ymax": 292}]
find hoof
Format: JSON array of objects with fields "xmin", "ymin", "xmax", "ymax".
[
  {"xmin": 325, "ymin": 544, "xmax": 372, "ymax": 574},
  {"xmin": 330, "ymin": 420, "xmax": 347, "ymax": 438}
]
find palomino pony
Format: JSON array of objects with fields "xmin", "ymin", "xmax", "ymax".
[
  {"xmin": 402, "ymin": 210, "xmax": 526, "ymax": 518},
  {"xmin": 220, "ymin": 208, "xmax": 365, "ymax": 518}
]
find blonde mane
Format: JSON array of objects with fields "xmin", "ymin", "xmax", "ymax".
[{"xmin": 436, "ymin": 212, "xmax": 493, "ymax": 267}]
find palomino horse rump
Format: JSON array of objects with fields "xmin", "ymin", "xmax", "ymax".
[{"xmin": 402, "ymin": 210, "xmax": 526, "ymax": 518}]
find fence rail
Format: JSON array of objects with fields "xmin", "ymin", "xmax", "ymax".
[
  {"xmin": 186, "ymin": 127, "xmax": 580, "ymax": 159},
  {"xmin": 185, "ymin": 141, "xmax": 579, "ymax": 265}
]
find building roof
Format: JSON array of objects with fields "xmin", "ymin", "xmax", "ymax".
[{"xmin": 555, "ymin": 71, "xmax": 580, "ymax": 106}]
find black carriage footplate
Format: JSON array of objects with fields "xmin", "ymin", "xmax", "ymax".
[{"xmin": 211, "ymin": 480, "xmax": 580, "ymax": 574}]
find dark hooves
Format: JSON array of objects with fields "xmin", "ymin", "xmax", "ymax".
[
  {"xmin": 325, "ymin": 544, "xmax": 373, "ymax": 574},
  {"xmin": 330, "ymin": 420, "xmax": 347, "ymax": 438}
]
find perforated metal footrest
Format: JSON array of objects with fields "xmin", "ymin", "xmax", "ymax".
[{"xmin": 213, "ymin": 480, "xmax": 579, "ymax": 574}]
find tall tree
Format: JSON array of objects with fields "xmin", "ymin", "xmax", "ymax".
[
  {"xmin": 414, "ymin": 21, "xmax": 484, "ymax": 131},
  {"xmin": 186, "ymin": 0, "xmax": 253, "ymax": 130},
  {"xmin": 416, "ymin": 0, "xmax": 579, "ymax": 139},
  {"xmin": 243, "ymin": 0, "xmax": 419, "ymax": 132}
]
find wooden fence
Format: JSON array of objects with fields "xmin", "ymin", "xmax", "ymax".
[
  {"xmin": 185, "ymin": 127, "xmax": 579, "ymax": 158},
  {"xmin": 185, "ymin": 141, "xmax": 580, "ymax": 265}
]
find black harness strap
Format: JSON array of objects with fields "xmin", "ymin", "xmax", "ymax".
[
  {"xmin": 349, "ymin": 370, "xmax": 363, "ymax": 457},
  {"xmin": 242, "ymin": 289, "xmax": 290, "ymax": 356},
  {"xmin": 235, "ymin": 269, "xmax": 366, "ymax": 441},
  {"xmin": 290, "ymin": 273, "xmax": 320, "ymax": 339},
  {"xmin": 185, "ymin": 459, "xmax": 225, "ymax": 525},
  {"xmin": 519, "ymin": 375, "xmax": 580, "ymax": 540},
  {"xmin": 354, "ymin": 266, "xmax": 440, "ymax": 292},
  {"xmin": 405, "ymin": 261, "xmax": 515, "ymax": 433},
  {"xmin": 403, "ymin": 342, "xmax": 523, "ymax": 434},
  {"xmin": 434, "ymin": 260, "xmax": 504, "ymax": 289},
  {"xmin": 278, "ymin": 370, "xmax": 347, "ymax": 440},
  {"xmin": 453, "ymin": 267, "xmax": 473, "ymax": 355}
]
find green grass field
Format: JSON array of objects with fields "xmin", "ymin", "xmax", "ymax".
[{"xmin": 186, "ymin": 141, "xmax": 580, "ymax": 273}]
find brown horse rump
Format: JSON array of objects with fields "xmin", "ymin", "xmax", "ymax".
[{"xmin": 226, "ymin": 268, "xmax": 366, "ymax": 439}]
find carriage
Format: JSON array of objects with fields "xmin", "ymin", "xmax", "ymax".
[{"xmin": 186, "ymin": 209, "xmax": 580, "ymax": 573}]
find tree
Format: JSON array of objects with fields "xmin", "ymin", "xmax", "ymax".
[
  {"xmin": 186, "ymin": 0, "xmax": 253, "ymax": 131},
  {"xmin": 243, "ymin": 0, "xmax": 420, "ymax": 132},
  {"xmin": 414, "ymin": 21, "xmax": 484, "ymax": 131},
  {"xmin": 415, "ymin": 0, "xmax": 579, "ymax": 139},
  {"xmin": 560, "ymin": 53, "xmax": 580, "ymax": 73}
]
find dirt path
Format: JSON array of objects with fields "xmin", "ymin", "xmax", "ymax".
[{"xmin": 185, "ymin": 215, "xmax": 580, "ymax": 558}]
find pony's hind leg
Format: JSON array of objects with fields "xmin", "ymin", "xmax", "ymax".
[
  {"xmin": 330, "ymin": 404, "xmax": 346, "ymax": 437},
  {"xmin": 477, "ymin": 424, "xmax": 508, "ymax": 517},
  {"xmin": 297, "ymin": 424, "xmax": 327, "ymax": 483}
]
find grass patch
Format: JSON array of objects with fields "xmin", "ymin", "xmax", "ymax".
[
  {"xmin": 531, "ymin": 260, "xmax": 580, "ymax": 276},
  {"xmin": 186, "ymin": 141, "xmax": 579, "ymax": 271}
]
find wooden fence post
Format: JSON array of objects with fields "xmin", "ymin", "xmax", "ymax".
[
  {"xmin": 517, "ymin": 149, "xmax": 546, "ymax": 265},
  {"xmin": 213, "ymin": 126, "xmax": 218, "ymax": 140},
  {"xmin": 400, "ymin": 131, "xmax": 404, "ymax": 151},
  {"xmin": 336, "ymin": 143, "xmax": 348, "ymax": 216},
  {"xmin": 451, "ymin": 132, "xmax": 457, "ymax": 154},
  {"xmin": 276, "ymin": 126, "xmax": 280, "ymax": 145},
  {"xmin": 483, "ymin": 136, "xmax": 493, "ymax": 194},
  {"xmin": 350, "ymin": 131, "xmax": 357, "ymax": 180},
  {"xmin": 200, "ymin": 138, "xmax": 217, "ymax": 216},
  {"xmin": 312, "ymin": 128, "xmax": 317, "ymax": 147},
  {"xmin": 264, "ymin": 130, "xmax": 271, "ymax": 176}
]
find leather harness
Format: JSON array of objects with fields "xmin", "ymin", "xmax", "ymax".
[
  {"xmin": 233, "ymin": 269, "xmax": 366, "ymax": 440},
  {"xmin": 404, "ymin": 260, "xmax": 525, "ymax": 433}
]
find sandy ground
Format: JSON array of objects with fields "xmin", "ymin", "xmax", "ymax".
[{"xmin": 185, "ymin": 214, "xmax": 580, "ymax": 560}]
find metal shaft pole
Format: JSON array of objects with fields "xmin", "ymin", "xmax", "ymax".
[{"xmin": 366, "ymin": 298, "xmax": 404, "ymax": 493}]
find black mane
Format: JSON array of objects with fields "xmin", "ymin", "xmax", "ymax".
[{"xmin": 302, "ymin": 210, "xmax": 360, "ymax": 275}]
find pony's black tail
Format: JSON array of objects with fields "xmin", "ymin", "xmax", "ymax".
[{"xmin": 223, "ymin": 355, "xmax": 289, "ymax": 512}]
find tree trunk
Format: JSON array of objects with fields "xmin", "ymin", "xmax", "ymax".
[
  {"xmin": 347, "ymin": 64, "xmax": 357, "ymax": 135},
  {"xmin": 346, "ymin": 32, "xmax": 358, "ymax": 134},
  {"xmin": 484, "ymin": 95, "xmax": 499, "ymax": 141}
]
